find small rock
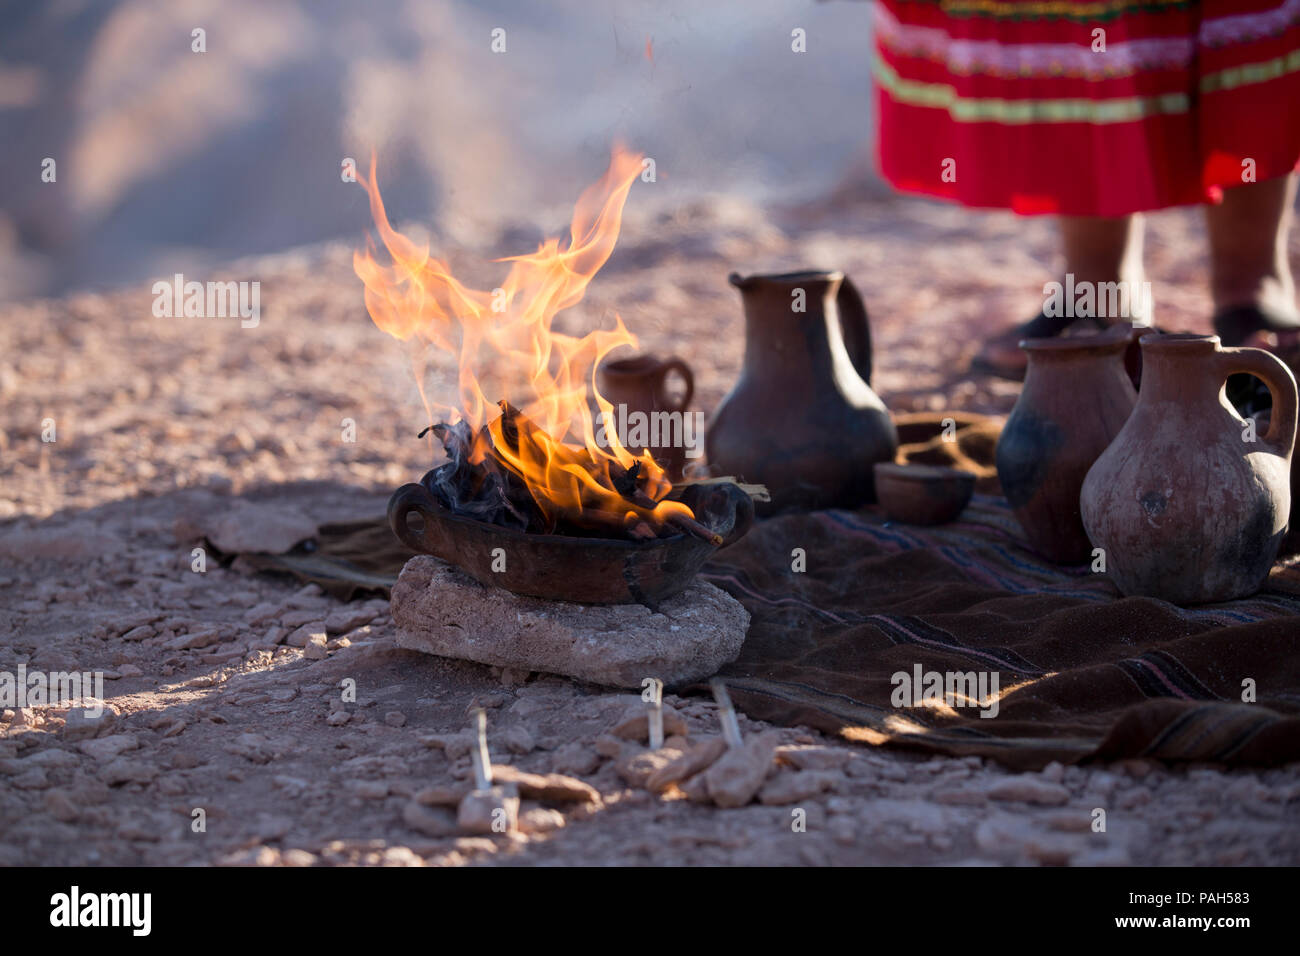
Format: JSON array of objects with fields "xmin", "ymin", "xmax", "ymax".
[
  {"xmin": 280, "ymin": 609, "xmax": 324, "ymax": 628},
  {"xmin": 201, "ymin": 501, "xmax": 317, "ymax": 554},
  {"xmin": 118, "ymin": 664, "xmax": 143, "ymax": 678},
  {"xmin": 611, "ymin": 700, "xmax": 689, "ymax": 742},
  {"xmin": 403, "ymin": 801, "xmax": 458, "ymax": 837},
  {"xmin": 44, "ymin": 789, "xmax": 79, "ymax": 821},
  {"xmin": 987, "ymin": 777, "xmax": 1070, "ymax": 807},
  {"xmin": 500, "ymin": 724, "xmax": 534, "ymax": 754},
  {"xmin": 758, "ymin": 769, "xmax": 843, "ymax": 805},
  {"xmin": 325, "ymin": 604, "xmax": 379, "ymax": 636},
  {"xmin": 776, "ymin": 745, "xmax": 853, "ymax": 771},
  {"xmin": 518, "ymin": 807, "xmax": 566, "ymax": 834},
  {"xmin": 286, "ymin": 624, "xmax": 325, "ymax": 648},
  {"xmin": 243, "ymin": 601, "xmax": 281, "ymax": 625},
  {"xmin": 706, "ymin": 732, "xmax": 781, "ymax": 808},
  {"xmin": 383, "ymin": 711, "xmax": 407, "ymax": 728},
  {"xmin": 490, "ymin": 765, "xmax": 601, "ymax": 804},
  {"xmin": 78, "ymin": 734, "xmax": 139, "ymax": 761},
  {"xmin": 167, "ymin": 629, "xmax": 219, "ymax": 651},
  {"xmin": 678, "ymin": 767, "xmax": 713, "ymax": 803},
  {"xmin": 552, "ymin": 742, "xmax": 601, "ymax": 776},
  {"xmin": 645, "ymin": 736, "xmax": 727, "ymax": 793},
  {"xmin": 13, "ymin": 767, "xmax": 50, "ymax": 790},
  {"xmin": 934, "ymin": 788, "xmax": 988, "ymax": 807},
  {"xmin": 420, "ymin": 732, "xmax": 475, "ymax": 759},
  {"xmin": 303, "ymin": 636, "xmax": 329, "ymax": 660},
  {"xmin": 120, "ymin": 625, "xmax": 155, "ymax": 643},
  {"xmin": 100, "ymin": 758, "xmax": 158, "ymax": 786},
  {"xmin": 62, "ymin": 704, "xmax": 117, "ymax": 741},
  {"xmin": 1118, "ymin": 758, "xmax": 1155, "ymax": 780},
  {"xmin": 457, "ymin": 786, "xmax": 520, "ymax": 835},
  {"xmin": 326, "ymin": 710, "xmax": 350, "ymax": 727},
  {"xmin": 1045, "ymin": 811, "xmax": 1095, "ymax": 833},
  {"xmin": 615, "ymin": 746, "xmax": 686, "ymax": 788},
  {"xmin": 415, "ymin": 785, "xmax": 468, "ymax": 807},
  {"xmin": 23, "ymin": 749, "xmax": 80, "ymax": 770}
]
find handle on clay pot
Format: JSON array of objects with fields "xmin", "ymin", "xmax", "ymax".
[
  {"xmin": 719, "ymin": 486, "xmax": 756, "ymax": 548},
  {"xmin": 388, "ymin": 482, "xmax": 441, "ymax": 553},
  {"xmin": 655, "ymin": 357, "xmax": 695, "ymax": 412},
  {"xmin": 836, "ymin": 275, "xmax": 874, "ymax": 387},
  {"xmin": 1218, "ymin": 347, "xmax": 1299, "ymax": 457}
]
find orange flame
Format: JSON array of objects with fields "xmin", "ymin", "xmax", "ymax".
[{"xmin": 353, "ymin": 146, "xmax": 691, "ymax": 529}]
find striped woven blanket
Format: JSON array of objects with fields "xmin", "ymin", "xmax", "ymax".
[{"xmin": 699, "ymin": 496, "xmax": 1300, "ymax": 769}]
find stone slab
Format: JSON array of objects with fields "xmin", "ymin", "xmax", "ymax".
[{"xmin": 390, "ymin": 555, "xmax": 749, "ymax": 688}]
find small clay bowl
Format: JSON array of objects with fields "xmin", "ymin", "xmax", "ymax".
[{"xmin": 873, "ymin": 463, "xmax": 975, "ymax": 526}]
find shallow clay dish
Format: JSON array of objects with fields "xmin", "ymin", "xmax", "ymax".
[
  {"xmin": 387, "ymin": 478, "xmax": 753, "ymax": 607},
  {"xmin": 873, "ymin": 462, "xmax": 976, "ymax": 526}
]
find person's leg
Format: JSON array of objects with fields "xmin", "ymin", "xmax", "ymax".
[
  {"xmin": 1060, "ymin": 213, "xmax": 1148, "ymax": 312},
  {"xmin": 974, "ymin": 213, "xmax": 1147, "ymax": 378},
  {"xmin": 1206, "ymin": 172, "xmax": 1300, "ymax": 333}
]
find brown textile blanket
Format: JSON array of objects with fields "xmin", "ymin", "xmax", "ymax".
[{"xmin": 232, "ymin": 413, "xmax": 1300, "ymax": 769}]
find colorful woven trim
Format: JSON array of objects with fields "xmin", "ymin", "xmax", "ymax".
[
  {"xmin": 874, "ymin": 44, "xmax": 1300, "ymax": 121},
  {"xmin": 872, "ymin": 51, "xmax": 1191, "ymax": 122},
  {"xmin": 921, "ymin": 0, "xmax": 1191, "ymax": 24},
  {"xmin": 877, "ymin": 0, "xmax": 1300, "ymax": 79},
  {"xmin": 1202, "ymin": 0, "xmax": 1300, "ymax": 47},
  {"xmin": 1200, "ymin": 46, "xmax": 1300, "ymax": 93},
  {"xmin": 876, "ymin": 5, "xmax": 1193, "ymax": 79}
]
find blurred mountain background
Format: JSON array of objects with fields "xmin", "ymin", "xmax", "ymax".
[{"xmin": 0, "ymin": 0, "xmax": 877, "ymax": 303}]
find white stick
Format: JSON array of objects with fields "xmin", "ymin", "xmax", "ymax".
[
  {"xmin": 710, "ymin": 679, "xmax": 743, "ymax": 749},
  {"xmin": 470, "ymin": 707, "xmax": 493, "ymax": 790},
  {"xmin": 647, "ymin": 678, "xmax": 664, "ymax": 750}
]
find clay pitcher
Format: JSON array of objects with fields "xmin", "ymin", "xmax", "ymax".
[
  {"xmin": 706, "ymin": 270, "xmax": 897, "ymax": 513},
  {"xmin": 1081, "ymin": 333, "xmax": 1297, "ymax": 604},
  {"xmin": 995, "ymin": 325, "xmax": 1138, "ymax": 563},
  {"xmin": 595, "ymin": 353, "xmax": 696, "ymax": 482}
]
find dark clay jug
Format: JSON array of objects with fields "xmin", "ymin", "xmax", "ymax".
[
  {"xmin": 995, "ymin": 325, "xmax": 1138, "ymax": 563},
  {"xmin": 595, "ymin": 353, "xmax": 696, "ymax": 482},
  {"xmin": 706, "ymin": 271, "xmax": 897, "ymax": 513},
  {"xmin": 1082, "ymin": 334, "xmax": 1297, "ymax": 604}
]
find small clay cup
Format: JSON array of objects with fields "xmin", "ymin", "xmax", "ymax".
[
  {"xmin": 873, "ymin": 463, "xmax": 976, "ymax": 525},
  {"xmin": 596, "ymin": 353, "xmax": 695, "ymax": 481}
]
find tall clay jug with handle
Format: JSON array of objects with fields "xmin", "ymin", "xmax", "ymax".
[
  {"xmin": 1081, "ymin": 333, "xmax": 1298, "ymax": 604},
  {"xmin": 706, "ymin": 271, "xmax": 897, "ymax": 513}
]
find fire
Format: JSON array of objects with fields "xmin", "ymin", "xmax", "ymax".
[{"xmin": 352, "ymin": 146, "xmax": 693, "ymax": 531}]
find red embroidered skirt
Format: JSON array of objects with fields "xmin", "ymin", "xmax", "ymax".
[{"xmin": 874, "ymin": 0, "xmax": 1300, "ymax": 216}]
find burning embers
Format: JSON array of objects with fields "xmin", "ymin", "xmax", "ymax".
[
  {"xmin": 354, "ymin": 145, "xmax": 708, "ymax": 543},
  {"xmin": 423, "ymin": 402, "xmax": 720, "ymax": 544}
]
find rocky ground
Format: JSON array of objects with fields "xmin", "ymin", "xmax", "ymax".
[{"xmin": 2, "ymin": 189, "xmax": 1298, "ymax": 866}]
